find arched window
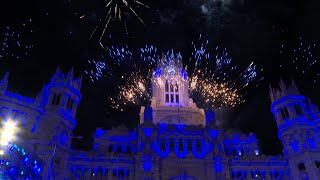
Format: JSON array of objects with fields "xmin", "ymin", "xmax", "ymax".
[{"xmin": 298, "ymin": 163, "xmax": 306, "ymax": 171}]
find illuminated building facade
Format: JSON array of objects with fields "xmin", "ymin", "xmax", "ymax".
[{"xmin": 0, "ymin": 59, "xmax": 319, "ymax": 179}]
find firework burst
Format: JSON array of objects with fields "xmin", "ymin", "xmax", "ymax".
[
  {"xmin": 86, "ymin": 37, "xmax": 263, "ymax": 111},
  {"xmin": 186, "ymin": 35, "xmax": 262, "ymax": 108},
  {"xmin": 0, "ymin": 19, "xmax": 34, "ymax": 61}
]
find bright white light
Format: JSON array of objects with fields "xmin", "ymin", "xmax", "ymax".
[
  {"xmin": 0, "ymin": 119, "xmax": 17, "ymax": 146},
  {"xmin": 254, "ymin": 150, "xmax": 259, "ymax": 156},
  {"xmin": 0, "ymin": 149, "xmax": 4, "ymax": 155}
]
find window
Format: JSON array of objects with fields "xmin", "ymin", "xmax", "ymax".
[
  {"xmin": 118, "ymin": 170, "xmax": 124, "ymax": 177},
  {"xmin": 108, "ymin": 145, "xmax": 113, "ymax": 152},
  {"xmin": 188, "ymin": 141, "xmax": 192, "ymax": 151},
  {"xmin": 164, "ymin": 80, "xmax": 180, "ymax": 105},
  {"xmin": 280, "ymin": 109, "xmax": 286, "ymax": 119},
  {"xmin": 298, "ymin": 163, "xmax": 306, "ymax": 171},
  {"xmin": 232, "ymin": 149, "xmax": 237, "ymax": 156},
  {"xmin": 196, "ymin": 140, "xmax": 201, "ymax": 152},
  {"xmin": 252, "ymin": 172, "xmax": 261, "ymax": 178},
  {"xmin": 55, "ymin": 94, "xmax": 61, "ymax": 105},
  {"xmin": 117, "ymin": 146, "xmax": 122, "ymax": 153},
  {"xmin": 231, "ymin": 171, "xmax": 235, "ymax": 178},
  {"xmin": 51, "ymin": 93, "xmax": 62, "ymax": 105},
  {"xmin": 178, "ymin": 140, "xmax": 183, "ymax": 151},
  {"xmin": 284, "ymin": 107, "xmax": 289, "ymax": 117},
  {"xmin": 165, "ymin": 81, "xmax": 169, "ymax": 92},
  {"xmin": 280, "ymin": 107, "xmax": 289, "ymax": 119},
  {"xmin": 54, "ymin": 159, "xmax": 60, "ymax": 165},
  {"xmin": 126, "ymin": 146, "xmax": 131, "ymax": 153},
  {"xmin": 112, "ymin": 170, "xmax": 117, "ymax": 176},
  {"xmin": 316, "ymin": 161, "xmax": 320, "ymax": 168},
  {"xmin": 51, "ymin": 94, "xmax": 57, "ymax": 105},
  {"xmin": 225, "ymin": 149, "xmax": 230, "ymax": 156},
  {"xmin": 76, "ymin": 168, "xmax": 82, "ymax": 175},
  {"xmin": 66, "ymin": 98, "xmax": 74, "ymax": 110},
  {"xmin": 165, "ymin": 94, "xmax": 169, "ymax": 102},
  {"xmin": 160, "ymin": 141, "xmax": 166, "ymax": 151},
  {"xmin": 170, "ymin": 140, "xmax": 174, "ymax": 151},
  {"xmin": 238, "ymin": 149, "xmax": 244, "ymax": 156},
  {"xmin": 294, "ymin": 105, "xmax": 303, "ymax": 115},
  {"xmin": 97, "ymin": 169, "xmax": 103, "ymax": 176}
]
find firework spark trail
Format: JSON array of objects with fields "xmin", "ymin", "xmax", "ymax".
[
  {"xmin": 86, "ymin": 37, "xmax": 263, "ymax": 110},
  {"xmin": 280, "ymin": 37, "xmax": 320, "ymax": 84},
  {"xmin": 84, "ymin": 0, "xmax": 149, "ymax": 49}
]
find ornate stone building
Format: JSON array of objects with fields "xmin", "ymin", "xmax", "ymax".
[{"xmin": 0, "ymin": 59, "xmax": 319, "ymax": 179}]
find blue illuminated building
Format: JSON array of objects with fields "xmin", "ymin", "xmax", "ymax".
[{"xmin": 0, "ymin": 59, "xmax": 319, "ymax": 179}]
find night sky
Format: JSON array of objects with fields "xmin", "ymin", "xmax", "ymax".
[{"xmin": 0, "ymin": 0, "xmax": 319, "ymax": 154}]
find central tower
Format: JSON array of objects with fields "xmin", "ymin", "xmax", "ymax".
[
  {"xmin": 152, "ymin": 53, "xmax": 188, "ymax": 107},
  {"xmin": 140, "ymin": 53, "xmax": 206, "ymax": 126}
]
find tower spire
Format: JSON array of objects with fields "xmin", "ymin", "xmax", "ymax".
[
  {"xmin": 67, "ymin": 67, "xmax": 74, "ymax": 82},
  {"xmin": 279, "ymin": 77, "xmax": 287, "ymax": 92},
  {"xmin": 269, "ymin": 84, "xmax": 274, "ymax": 102},
  {"xmin": 51, "ymin": 67, "xmax": 61, "ymax": 82},
  {"xmin": 0, "ymin": 72, "xmax": 9, "ymax": 90}
]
